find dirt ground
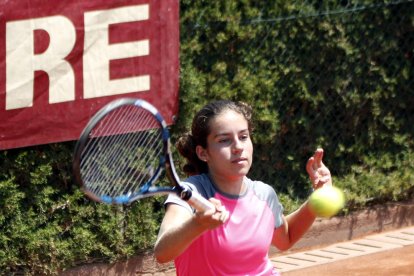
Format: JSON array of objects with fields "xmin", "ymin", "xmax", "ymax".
[{"xmin": 284, "ymin": 244, "xmax": 414, "ymax": 276}]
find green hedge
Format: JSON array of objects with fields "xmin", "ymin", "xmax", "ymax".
[
  {"xmin": 0, "ymin": 145, "xmax": 163, "ymax": 274},
  {"xmin": 1, "ymin": 1, "xmax": 414, "ymax": 274}
]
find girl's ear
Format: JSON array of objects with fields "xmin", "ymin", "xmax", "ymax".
[{"xmin": 196, "ymin": 145, "xmax": 208, "ymax": 162}]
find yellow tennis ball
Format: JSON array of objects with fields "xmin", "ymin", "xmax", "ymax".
[{"xmin": 309, "ymin": 186, "xmax": 345, "ymax": 218}]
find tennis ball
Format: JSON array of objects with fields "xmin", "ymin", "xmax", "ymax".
[{"xmin": 309, "ymin": 186, "xmax": 345, "ymax": 218}]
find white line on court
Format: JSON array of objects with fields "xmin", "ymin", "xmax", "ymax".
[{"xmin": 270, "ymin": 226, "xmax": 414, "ymax": 273}]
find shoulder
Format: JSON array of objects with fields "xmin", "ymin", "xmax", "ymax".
[
  {"xmin": 183, "ymin": 173, "xmax": 216, "ymax": 199},
  {"xmin": 183, "ymin": 173, "xmax": 211, "ymax": 189},
  {"xmin": 164, "ymin": 174, "xmax": 213, "ymax": 213},
  {"xmin": 245, "ymin": 177, "xmax": 277, "ymax": 199},
  {"xmin": 245, "ymin": 177, "xmax": 285, "ymax": 228},
  {"xmin": 184, "ymin": 173, "xmax": 210, "ymax": 184}
]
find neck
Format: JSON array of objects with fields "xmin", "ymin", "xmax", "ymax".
[{"xmin": 208, "ymin": 174, "xmax": 246, "ymax": 196}]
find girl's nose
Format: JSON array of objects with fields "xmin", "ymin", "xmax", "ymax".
[{"xmin": 232, "ymin": 139, "xmax": 243, "ymax": 153}]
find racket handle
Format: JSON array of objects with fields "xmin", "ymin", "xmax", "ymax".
[{"xmin": 187, "ymin": 191, "xmax": 215, "ymax": 211}]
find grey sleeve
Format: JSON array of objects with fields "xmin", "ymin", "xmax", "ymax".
[
  {"xmin": 249, "ymin": 179, "xmax": 285, "ymax": 228},
  {"xmin": 164, "ymin": 192, "xmax": 194, "ymax": 214},
  {"xmin": 164, "ymin": 181, "xmax": 199, "ymax": 214},
  {"xmin": 164, "ymin": 174, "xmax": 215, "ymax": 214},
  {"xmin": 267, "ymin": 187, "xmax": 285, "ymax": 228}
]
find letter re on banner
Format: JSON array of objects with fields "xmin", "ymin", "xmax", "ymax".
[{"xmin": 0, "ymin": 0, "xmax": 179, "ymax": 150}]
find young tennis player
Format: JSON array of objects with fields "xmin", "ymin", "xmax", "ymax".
[{"xmin": 154, "ymin": 100, "xmax": 332, "ymax": 275}]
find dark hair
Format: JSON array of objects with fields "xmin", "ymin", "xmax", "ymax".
[{"xmin": 176, "ymin": 100, "xmax": 253, "ymax": 176}]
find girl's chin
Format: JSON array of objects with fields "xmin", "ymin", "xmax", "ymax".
[{"xmin": 232, "ymin": 168, "xmax": 251, "ymax": 176}]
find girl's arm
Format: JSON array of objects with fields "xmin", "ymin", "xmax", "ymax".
[
  {"xmin": 272, "ymin": 201, "xmax": 316, "ymax": 251},
  {"xmin": 272, "ymin": 148, "xmax": 332, "ymax": 251},
  {"xmin": 154, "ymin": 199, "xmax": 228, "ymax": 263}
]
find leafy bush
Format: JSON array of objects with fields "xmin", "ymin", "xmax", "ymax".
[{"xmin": 0, "ymin": 144, "xmax": 163, "ymax": 274}]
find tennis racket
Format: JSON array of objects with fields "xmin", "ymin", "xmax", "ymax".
[{"xmin": 73, "ymin": 98, "xmax": 214, "ymax": 211}]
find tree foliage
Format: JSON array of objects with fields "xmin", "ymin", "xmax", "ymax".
[{"xmin": 177, "ymin": 0, "xmax": 414, "ymax": 198}]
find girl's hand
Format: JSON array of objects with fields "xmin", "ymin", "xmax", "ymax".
[
  {"xmin": 194, "ymin": 198, "xmax": 229, "ymax": 230},
  {"xmin": 306, "ymin": 148, "xmax": 332, "ymax": 190}
]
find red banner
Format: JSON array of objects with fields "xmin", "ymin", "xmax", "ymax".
[{"xmin": 0, "ymin": 0, "xmax": 179, "ymax": 150}]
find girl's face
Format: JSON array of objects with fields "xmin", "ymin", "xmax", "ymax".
[{"xmin": 196, "ymin": 109, "xmax": 253, "ymax": 182}]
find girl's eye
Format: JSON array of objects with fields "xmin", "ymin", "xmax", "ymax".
[
  {"xmin": 219, "ymin": 138, "xmax": 230, "ymax": 143},
  {"xmin": 240, "ymin": 134, "xmax": 249, "ymax": 140}
]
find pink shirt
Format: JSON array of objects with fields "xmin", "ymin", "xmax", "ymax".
[{"xmin": 166, "ymin": 174, "xmax": 284, "ymax": 276}]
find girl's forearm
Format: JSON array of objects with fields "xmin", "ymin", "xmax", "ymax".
[
  {"xmin": 154, "ymin": 215, "xmax": 206, "ymax": 263},
  {"xmin": 285, "ymin": 201, "xmax": 316, "ymax": 245}
]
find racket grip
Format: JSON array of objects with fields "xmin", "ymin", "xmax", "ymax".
[{"xmin": 187, "ymin": 191, "xmax": 215, "ymax": 211}]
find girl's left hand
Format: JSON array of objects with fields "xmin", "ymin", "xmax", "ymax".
[{"xmin": 306, "ymin": 148, "xmax": 332, "ymax": 190}]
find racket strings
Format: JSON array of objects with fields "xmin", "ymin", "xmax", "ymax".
[
  {"xmin": 81, "ymin": 106, "xmax": 128, "ymax": 194},
  {"xmin": 99, "ymin": 108, "xmax": 153, "ymax": 195},
  {"xmin": 85, "ymin": 113, "xmax": 161, "ymax": 197},
  {"xmin": 83, "ymin": 106, "xmax": 126, "ymax": 191},
  {"xmin": 80, "ymin": 105, "xmax": 164, "ymax": 199},
  {"xmin": 112, "ymin": 111, "xmax": 160, "ymax": 195},
  {"xmin": 100, "ymin": 107, "xmax": 161, "ymax": 196}
]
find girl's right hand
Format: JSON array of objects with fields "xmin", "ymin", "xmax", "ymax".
[{"xmin": 194, "ymin": 198, "xmax": 229, "ymax": 229}]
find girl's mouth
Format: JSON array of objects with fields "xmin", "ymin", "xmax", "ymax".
[{"xmin": 232, "ymin": 157, "xmax": 248, "ymax": 164}]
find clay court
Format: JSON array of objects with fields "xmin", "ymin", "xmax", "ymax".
[
  {"xmin": 285, "ymin": 244, "xmax": 414, "ymax": 276},
  {"xmin": 276, "ymin": 226, "xmax": 414, "ymax": 276}
]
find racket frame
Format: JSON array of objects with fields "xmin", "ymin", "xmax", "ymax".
[{"xmin": 73, "ymin": 98, "xmax": 213, "ymax": 210}]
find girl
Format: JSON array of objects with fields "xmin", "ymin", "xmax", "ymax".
[{"xmin": 154, "ymin": 100, "xmax": 332, "ymax": 275}]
